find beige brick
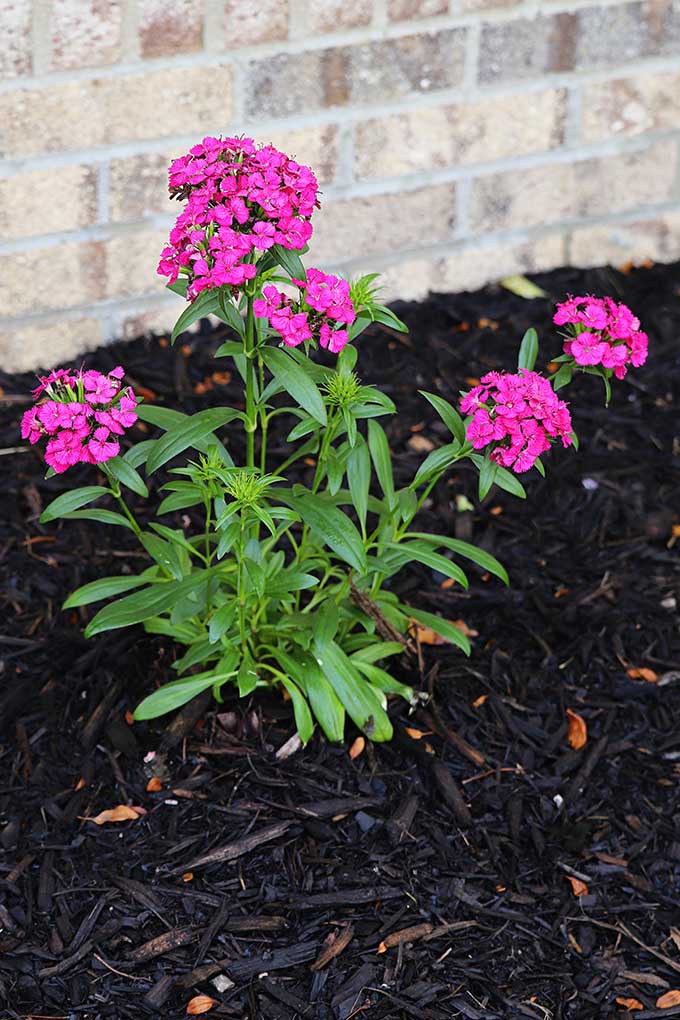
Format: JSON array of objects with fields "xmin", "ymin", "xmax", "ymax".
[
  {"xmin": 223, "ymin": 0, "xmax": 289, "ymax": 46},
  {"xmin": 469, "ymin": 142, "xmax": 677, "ymax": 232},
  {"xmin": 437, "ymin": 234, "xmax": 565, "ymax": 292},
  {"xmin": 118, "ymin": 300, "xmax": 184, "ymax": 341},
  {"xmin": 139, "ymin": 0, "xmax": 204, "ymax": 57},
  {"xmin": 262, "ymin": 125, "xmax": 339, "ymax": 184},
  {"xmin": 304, "ymin": 0, "xmax": 372, "ymax": 33},
  {"xmin": 358, "ymin": 256, "xmax": 436, "ymax": 302},
  {"xmin": 109, "ymin": 153, "xmax": 176, "ymax": 222},
  {"xmin": 0, "ymin": 65, "xmax": 233, "ymax": 158},
  {"xmin": 0, "ymin": 0, "xmax": 31, "ymax": 79},
  {"xmin": 582, "ymin": 71, "xmax": 680, "ymax": 142},
  {"xmin": 355, "ymin": 90, "xmax": 565, "ymax": 178},
  {"xmin": 2, "ymin": 242, "xmax": 106, "ymax": 316},
  {"xmin": 245, "ymin": 29, "xmax": 465, "ymax": 118},
  {"xmin": 0, "ymin": 317, "xmax": 103, "ymax": 373},
  {"xmin": 456, "ymin": 0, "xmax": 520, "ymax": 10},
  {"xmin": 50, "ymin": 0, "xmax": 123, "ymax": 70},
  {"xmin": 312, "ymin": 183, "xmax": 455, "ymax": 261},
  {"xmin": 388, "ymin": 0, "xmax": 448, "ymax": 21},
  {"xmin": 103, "ymin": 229, "xmax": 170, "ymax": 299},
  {"xmin": 0, "ymin": 165, "xmax": 98, "ymax": 240},
  {"xmin": 568, "ymin": 213, "xmax": 680, "ymax": 268}
]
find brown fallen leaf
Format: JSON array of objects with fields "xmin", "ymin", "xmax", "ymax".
[
  {"xmin": 409, "ymin": 621, "xmax": 445, "ymax": 646},
  {"xmin": 657, "ymin": 990, "xmax": 680, "ymax": 1008},
  {"xmin": 451, "ymin": 619, "xmax": 479, "ymax": 638},
  {"xmin": 348, "ymin": 736, "xmax": 365, "ymax": 760},
  {"xmin": 80, "ymin": 805, "xmax": 146, "ymax": 825},
  {"xmin": 404, "ymin": 727, "xmax": 429, "ymax": 741},
  {"xmin": 627, "ymin": 667, "xmax": 659, "ymax": 683},
  {"xmin": 566, "ymin": 709, "xmax": 588, "ymax": 750},
  {"xmin": 377, "ymin": 922, "xmax": 434, "ymax": 952},
  {"xmin": 146, "ymin": 777, "xmax": 163, "ymax": 792},
  {"xmin": 565, "ymin": 876, "xmax": 589, "ymax": 897},
  {"xmin": 310, "ymin": 924, "xmax": 355, "ymax": 971},
  {"xmin": 407, "ymin": 434, "xmax": 435, "ymax": 453},
  {"xmin": 125, "ymin": 710, "xmax": 135, "ymax": 725},
  {"xmin": 472, "ymin": 694, "xmax": 488, "ymax": 708},
  {"xmin": 187, "ymin": 995, "xmax": 215, "ymax": 1015},
  {"xmin": 182, "ymin": 872, "xmax": 194, "ymax": 883},
  {"xmin": 74, "ymin": 777, "xmax": 86, "ymax": 791},
  {"xmin": 615, "ymin": 998, "xmax": 643, "ymax": 1012}
]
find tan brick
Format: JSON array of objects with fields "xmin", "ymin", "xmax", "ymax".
[
  {"xmin": 50, "ymin": 0, "xmax": 123, "ymax": 70},
  {"xmin": 0, "ymin": 165, "xmax": 98, "ymax": 240},
  {"xmin": 103, "ymin": 229, "xmax": 170, "ymax": 299},
  {"xmin": 456, "ymin": 0, "xmax": 520, "ymax": 11},
  {"xmin": 118, "ymin": 300, "xmax": 184, "ymax": 340},
  {"xmin": 139, "ymin": 0, "xmax": 204, "ymax": 57},
  {"xmin": 0, "ymin": 65, "xmax": 233, "ymax": 158},
  {"xmin": 388, "ymin": 0, "xmax": 448, "ymax": 21},
  {"xmin": 0, "ymin": 317, "xmax": 103, "ymax": 373},
  {"xmin": 469, "ymin": 142, "xmax": 677, "ymax": 232},
  {"xmin": 0, "ymin": 0, "xmax": 31, "ymax": 79},
  {"xmin": 262, "ymin": 125, "xmax": 339, "ymax": 184},
  {"xmin": 109, "ymin": 153, "xmax": 176, "ymax": 223},
  {"xmin": 568, "ymin": 213, "xmax": 680, "ymax": 268},
  {"xmin": 2, "ymin": 241, "xmax": 106, "ymax": 317},
  {"xmin": 304, "ymin": 0, "xmax": 372, "ymax": 33},
  {"xmin": 582, "ymin": 71, "xmax": 680, "ymax": 142},
  {"xmin": 245, "ymin": 30, "xmax": 465, "ymax": 118},
  {"xmin": 437, "ymin": 234, "xmax": 565, "ymax": 292},
  {"xmin": 223, "ymin": 0, "xmax": 289, "ymax": 46},
  {"xmin": 312, "ymin": 183, "xmax": 455, "ymax": 261},
  {"xmin": 355, "ymin": 90, "xmax": 565, "ymax": 178},
  {"xmin": 357, "ymin": 256, "xmax": 436, "ymax": 303}
]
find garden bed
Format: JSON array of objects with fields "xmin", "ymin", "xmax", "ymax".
[{"xmin": 1, "ymin": 260, "xmax": 679, "ymax": 1020}]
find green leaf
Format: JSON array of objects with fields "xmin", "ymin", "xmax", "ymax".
[
  {"xmin": 105, "ymin": 455, "xmax": 149, "ymax": 497},
  {"xmin": 64, "ymin": 572, "xmax": 155, "ymax": 609},
  {"xmin": 411, "ymin": 442, "xmax": 459, "ymax": 488},
  {"xmin": 371, "ymin": 304, "xmax": 409, "ymax": 333},
  {"xmin": 500, "ymin": 275, "xmax": 548, "ymax": 299},
  {"xmin": 123, "ymin": 440, "xmax": 157, "ymax": 469},
  {"xmin": 346, "ymin": 439, "xmax": 370, "ymax": 533},
  {"xmin": 419, "ymin": 391, "xmax": 466, "ymax": 445},
  {"xmin": 139, "ymin": 532, "xmax": 186, "ymax": 580},
  {"xmin": 367, "ymin": 420, "xmax": 394, "ymax": 505},
  {"xmin": 62, "ymin": 509, "xmax": 135, "ymax": 531},
  {"xmin": 85, "ymin": 569, "xmax": 217, "ymax": 637},
  {"xmin": 407, "ymin": 606, "xmax": 471, "ymax": 655},
  {"xmin": 405, "ymin": 533, "xmax": 509, "ymax": 585},
  {"xmin": 397, "ymin": 487, "xmax": 417, "ymax": 524},
  {"xmin": 146, "ymin": 408, "xmax": 242, "ymax": 474},
  {"xmin": 214, "ymin": 299, "xmax": 245, "ymax": 338},
  {"xmin": 469, "ymin": 454, "xmax": 526, "ymax": 499},
  {"xmin": 216, "ymin": 340, "xmax": 246, "ymax": 358},
  {"xmin": 170, "ymin": 288, "xmax": 220, "ymax": 345},
  {"xmin": 349, "ymin": 641, "xmax": 405, "ymax": 664},
  {"xmin": 269, "ymin": 244, "xmax": 306, "ymax": 283},
  {"xmin": 40, "ymin": 486, "xmax": 110, "ymax": 524},
  {"xmin": 136, "ymin": 405, "xmax": 234, "ymax": 466},
  {"xmin": 478, "ymin": 457, "xmax": 497, "ymax": 501},
  {"xmin": 517, "ymin": 327, "xmax": 539, "ymax": 372},
  {"xmin": 262, "ymin": 347, "xmax": 327, "ymax": 425},
  {"xmin": 157, "ymin": 490, "xmax": 205, "ymax": 514},
  {"xmin": 209, "ymin": 601, "xmax": 237, "ymax": 643},
  {"xmin": 275, "ymin": 648, "xmax": 345, "ymax": 743},
  {"xmin": 313, "ymin": 637, "xmax": 392, "ymax": 742},
  {"xmin": 280, "ymin": 676, "xmax": 314, "ymax": 744},
  {"xmin": 352, "ymin": 661, "xmax": 415, "ymax": 704},
  {"xmin": 134, "ymin": 668, "xmax": 237, "ymax": 721},
  {"xmin": 552, "ymin": 364, "xmax": 573, "ymax": 391},
  {"xmin": 385, "ymin": 542, "xmax": 469, "ymax": 588},
  {"xmin": 281, "ymin": 489, "xmax": 367, "ymax": 573},
  {"xmin": 237, "ymin": 651, "xmax": 259, "ymax": 696}
]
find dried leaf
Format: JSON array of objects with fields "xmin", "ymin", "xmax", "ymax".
[
  {"xmin": 74, "ymin": 777, "xmax": 86, "ymax": 791},
  {"xmin": 125, "ymin": 710, "xmax": 135, "ymax": 725},
  {"xmin": 182, "ymin": 872, "xmax": 194, "ymax": 883},
  {"xmin": 566, "ymin": 709, "xmax": 587, "ymax": 750},
  {"xmin": 187, "ymin": 995, "xmax": 215, "ymax": 1015},
  {"xmin": 500, "ymin": 274, "xmax": 548, "ymax": 299},
  {"xmin": 615, "ymin": 998, "xmax": 643, "ymax": 1011},
  {"xmin": 656, "ymin": 990, "xmax": 680, "ymax": 1008},
  {"xmin": 310, "ymin": 924, "xmax": 355, "ymax": 971},
  {"xmin": 450, "ymin": 619, "xmax": 479, "ymax": 638},
  {"xmin": 146, "ymin": 777, "xmax": 163, "ymax": 792},
  {"xmin": 81, "ymin": 805, "xmax": 145, "ymax": 825},
  {"xmin": 404, "ymin": 727, "xmax": 428, "ymax": 741},
  {"xmin": 377, "ymin": 922, "xmax": 434, "ymax": 952},
  {"xmin": 472, "ymin": 694, "xmax": 488, "ymax": 708},
  {"xmin": 409, "ymin": 621, "xmax": 445, "ymax": 646},
  {"xmin": 407, "ymin": 434, "xmax": 435, "ymax": 453},
  {"xmin": 565, "ymin": 876, "xmax": 589, "ymax": 897},
  {"xmin": 348, "ymin": 736, "xmax": 365, "ymax": 759},
  {"xmin": 627, "ymin": 667, "xmax": 659, "ymax": 683}
]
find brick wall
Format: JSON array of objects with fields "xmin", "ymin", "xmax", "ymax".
[{"xmin": 1, "ymin": 0, "xmax": 680, "ymax": 371}]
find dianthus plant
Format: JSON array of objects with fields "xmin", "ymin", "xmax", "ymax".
[{"xmin": 26, "ymin": 137, "xmax": 648, "ymax": 743}]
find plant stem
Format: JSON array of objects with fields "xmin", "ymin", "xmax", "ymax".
[
  {"xmin": 258, "ymin": 354, "xmax": 268, "ymax": 474},
  {"xmin": 244, "ymin": 294, "xmax": 256, "ymax": 470}
]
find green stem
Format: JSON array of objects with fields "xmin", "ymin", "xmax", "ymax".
[
  {"xmin": 244, "ymin": 295, "xmax": 256, "ymax": 470},
  {"xmin": 237, "ymin": 515, "xmax": 247, "ymax": 647},
  {"xmin": 258, "ymin": 353, "xmax": 268, "ymax": 474}
]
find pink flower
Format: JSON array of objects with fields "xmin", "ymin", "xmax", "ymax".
[
  {"xmin": 571, "ymin": 333, "xmax": 609, "ymax": 366},
  {"xmin": 88, "ymin": 427, "xmax": 120, "ymax": 464},
  {"xmin": 253, "ymin": 269, "xmax": 357, "ymax": 357},
  {"xmin": 554, "ymin": 295, "xmax": 647, "ymax": 382},
  {"xmin": 461, "ymin": 369, "xmax": 572, "ymax": 474}
]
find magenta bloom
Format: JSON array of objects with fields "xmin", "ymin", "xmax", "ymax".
[
  {"xmin": 21, "ymin": 366, "xmax": 138, "ymax": 474},
  {"xmin": 553, "ymin": 295, "xmax": 648, "ymax": 380},
  {"xmin": 461, "ymin": 370, "xmax": 573, "ymax": 474},
  {"xmin": 157, "ymin": 137, "xmax": 320, "ymax": 302},
  {"xmin": 254, "ymin": 268, "xmax": 355, "ymax": 356}
]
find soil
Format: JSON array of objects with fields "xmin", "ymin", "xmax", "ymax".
[{"xmin": 1, "ymin": 260, "xmax": 679, "ymax": 1020}]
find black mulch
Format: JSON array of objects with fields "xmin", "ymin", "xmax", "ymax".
[{"xmin": 1, "ymin": 261, "xmax": 679, "ymax": 1020}]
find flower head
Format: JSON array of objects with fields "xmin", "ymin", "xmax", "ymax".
[
  {"xmin": 254, "ymin": 268, "xmax": 356, "ymax": 356},
  {"xmin": 553, "ymin": 295, "xmax": 648, "ymax": 380},
  {"xmin": 21, "ymin": 366, "xmax": 138, "ymax": 474},
  {"xmin": 461, "ymin": 369, "xmax": 573, "ymax": 474}
]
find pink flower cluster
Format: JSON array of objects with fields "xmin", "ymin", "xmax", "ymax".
[
  {"xmin": 22, "ymin": 367, "xmax": 138, "ymax": 474},
  {"xmin": 553, "ymin": 296, "xmax": 648, "ymax": 379},
  {"xmin": 461, "ymin": 370, "xmax": 573, "ymax": 474},
  {"xmin": 253, "ymin": 268, "xmax": 356, "ymax": 354},
  {"xmin": 157, "ymin": 136, "xmax": 319, "ymax": 301}
]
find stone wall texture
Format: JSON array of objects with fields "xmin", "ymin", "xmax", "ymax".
[{"xmin": 1, "ymin": 0, "xmax": 679, "ymax": 369}]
